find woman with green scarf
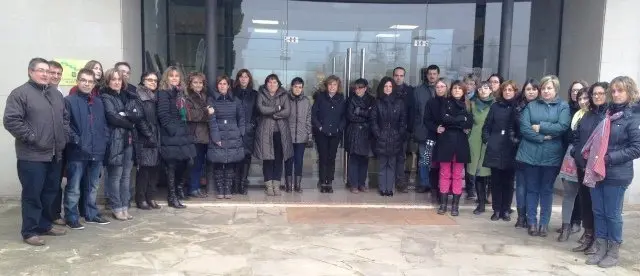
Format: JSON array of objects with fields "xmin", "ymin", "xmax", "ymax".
[{"xmin": 468, "ymin": 81, "xmax": 495, "ymax": 215}]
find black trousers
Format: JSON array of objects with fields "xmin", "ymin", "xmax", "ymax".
[
  {"xmin": 348, "ymin": 153, "xmax": 369, "ymax": 188},
  {"xmin": 263, "ymin": 132, "xmax": 284, "ymax": 182},
  {"xmin": 166, "ymin": 160, "xmax": 192, "ymax": 186},
  {"xmin": 577, "ymin": 168, "xmax": 594, "ymax": 229},
  {"xmin": 135, "ymin": 166, "xmax": 159, "ymax": 202},
  {"xmin": 315, "ymin": 133, "xmax": 340, "ymax": 182},
  {"xmin": 490, "ymin": 168, "xmax": 515, "ymax": 213},
  {"xmin": 570, "ymin": 189, "xmax": 582, "ymax": 224}
]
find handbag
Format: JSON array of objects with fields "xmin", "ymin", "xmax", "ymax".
[{"xmin": 559, "ymin": 144, "xmax": 578, "ymax": 182}]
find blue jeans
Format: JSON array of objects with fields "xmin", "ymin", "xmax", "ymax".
[
  {"xmin": 417, "ymin": 141, "xmax": 434, "ymax": 188},
  {"xmin": 64, "ymin": 160, "xmax": 103, "ymax": 223},
  {"xmin": 17, "ymin": 158, "xmax": 62, "ymax": 239},
  {"xmin": 189, "ymin": 143, "xmax": 207, "ymax": 193},
  {"xmin": 285, "ymin": 143, "xmax": 306, "ymax": 176},
  {"xmin": 590, "ymin": 179, "xmax": 629, "ymax": 243},
  {"xmin": 523, "ymin": 164, "xmax": 559, "ymax": 226},
  {"xmin": 515, "ymin": 167, "xmax": 526, "ymax": 210},
  {"xmin": 105, "ymin": 146, "xmax": 134, "ymax": 212}
]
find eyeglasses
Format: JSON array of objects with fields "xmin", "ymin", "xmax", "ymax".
[
  {"xmin": 144, "ymin": 78, "xmax": 158, "ymax": 83},
  {"xmin": 78, "ymin": 79, "xmax": 95, "ymax": 84},
  {"xmin": 32, "ymin": 68, "xmax": 48, "ymax": 74}
]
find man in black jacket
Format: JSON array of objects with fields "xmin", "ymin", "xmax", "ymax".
[
  {"xmin": 4, "ymin": 58, "xmax": 70, "ymax": 246},
  {"xmin": 392, "ymin": 67, "xmax": 414, "ymax": 193}
]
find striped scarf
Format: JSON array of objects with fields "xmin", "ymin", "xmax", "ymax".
[{"xmin": 581, "ymin": 110, "xmax": 624, "ymax": 187}]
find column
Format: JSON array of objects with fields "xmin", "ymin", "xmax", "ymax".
[
  {"xmin": 205, "ymin": 0, "xmax": 217, "ymax": 82},
  {"xmin": 497, "ymin": 0, "xmax": 514, "ymax": 78}
]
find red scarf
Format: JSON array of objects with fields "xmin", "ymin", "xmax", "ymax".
[{"xmin": 581, "ymin": 110, "xmax": 624, "ymax": 187}]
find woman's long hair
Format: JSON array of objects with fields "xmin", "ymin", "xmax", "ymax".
[
  {"xmin": 233, "ymin": 69, "xmax": 254, "ymax": 90},
  {"xmin": 159, "ymin": 66, "xmax": 186, "ymax": 91},
  {"xmin": 376, "ymin": 76, "xmax": 396, "ymax": 97}
]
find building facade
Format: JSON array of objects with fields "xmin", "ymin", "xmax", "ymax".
[{"xmin": 0, "ymin": 0, "xmax": 639, "ymax": 203}]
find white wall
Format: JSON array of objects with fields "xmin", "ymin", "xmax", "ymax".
[
  {"xmin": 0, "ymin": 0, "xmax": 141, "ymax": 197},
  {"xmin": 599, "ymin": 0, "xmax": 640, "ymax": 204}
]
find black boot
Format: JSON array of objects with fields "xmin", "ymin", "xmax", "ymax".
[
  {"xmin": 572, "ymin": 229, "xmax": 594, "ymax": 252},
  {"xmin": 285, "ymin": 176, "xmax": 293, "ymax": 193},
  {"xmin": 327, "ymin": 180, "xmax": 334, "ymax": 193},
  {"xmin": 167, "ymin": 170, "xmax": 186, "ymax": 209},
  {"xmin": 485, "ymin": 178, "xmax": 491, "ymax": 204},
  {"xmin": 473, "ymin": 178, "xmax": 486, "ymax": 215},
  {"xmin": 557, "ymin": 223, "xmax": 571, "ymax": 242},
  {"xmin": 294, "ymin": 176, "xmax": 302, "ymax": 193},
  {"xmin": 465, "ymin": 174, "xmax": 476, "ymax": 200},
  {"xmin": 176, "ymin": 182, "xmax": 188, "ymax": 201},
  {"xmin": 451, "ymin": 194, "xmax": 461, "ymax": 216},
  {"xmin": 514, "ymin": 208, "xmax": 526, "ymax": 228},
  {"xmin": 320, "ymin": 180, "xmax": 328, "ymax": 193},
  {"xmin": 241, "ymin": 162, "xmax": 250, "ymax": 195},
  {"xmin": 206, "ymin": 165, "xmax": 215, "ymax": 198},
  {"xmin": 437, "ymin": 193, "xmax": 448, "ymax": 215}
]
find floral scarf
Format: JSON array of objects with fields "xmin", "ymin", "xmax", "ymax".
[
  {"xmin": 174, "ymin": 86, "xmax": 188, "ymax": 122},
  {"xmin": 581, "ymin": 110, "xmax": 624, "ymax": 187}
]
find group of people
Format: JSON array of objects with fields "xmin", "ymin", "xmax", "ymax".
[{"xmin": 4, "ymin": 57, "xmax": 638, "ymax": 268}]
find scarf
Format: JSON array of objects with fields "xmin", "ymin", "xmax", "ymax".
[
  {"xmin": 581, "ymin": 110, "xmax": 624, "ymax": 187},
  {"xmin": 473, "ymin": 95, "xmax": 495, "ymax": 111},
  {"xmin": 173, "ymin": 86, "xmax": 188, "ymax": 122},
  {"xmin": 570, "ymin": 109, "xmax": 586, "ymax": 130}
]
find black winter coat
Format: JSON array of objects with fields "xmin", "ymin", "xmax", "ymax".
[
  {"xmin": 434, "ymin": 98, "xmax": 473, "ymax": 163},
  {"xmin": 395, "ymin": 84, "xmax": 414, "ymax": 134},
  {"xmin": 370, "ymin": 93, "xmax": 406, "ymax": 156},
  {"xmin": 600, "ymin": 104, "xmax": 640, "ymax": 182},
  {"xmin": 101, "ymin": 87, "xmax": 135, "ymax": 166},
  {"xmin": 126, "ymin": 85, "xmax": 160, "ymax": 167},
  {"xmin": 481, "ymin": 100, "xmax": 518, "ymax": 170},
  {"xmin": 234, "ymin": 87, "xmax": 258, "ymax": 155},
  {"xmin": 345, "ymin": 92, "xmax": 375, "ymax": 156},
  {"xmin": 156, "ymin": 87, "xmax": 197, "ymax": 161},
  {"xmin": 572, "ymin": 105, "xmax": 607, "ymax": 169},
  {"xmin": 423, "ymin": 96, "xmax": 445, "ymax": 142},
  {"xmin": 312, "ymin": 91, "xmax": 346, "ymax": 137},
  {"xmin": 207, "ymin": 90, "xmax": 246, "ymax": 164}
]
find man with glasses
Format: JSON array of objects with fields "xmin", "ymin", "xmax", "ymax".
[
  {"xmin": 63, "ymin": 69, "xmax": 111, "ymax": 229},
  {"xmin": 48, "ymin": 61, "xmax": 64, "ymax": 94},
  {"xmin": 4, "ymin": 57, "xmax": 69, "ymax": 246},
  {"xmin": 392, "ymin": 67, "xmax": 414, "ymax": 193},
  {"xmin": 412, "ymin": 65, "xmax": 439, "ymax": 194}
]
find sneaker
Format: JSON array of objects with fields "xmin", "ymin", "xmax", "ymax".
[
  {"xmin": 66, "ymin": 221, "xmax": 85, "ymax": 230},
  {"xmin": 52, "ymin": 218, "xmax": 66, "ymax": 226},
  {"xmin": 85, "ymin": 216, "xmax": 111, "ymax": 225}
]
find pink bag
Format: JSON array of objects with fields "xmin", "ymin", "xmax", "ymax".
[{"xmin": 559, "ymin": 145, "xmax": 578, "ymax": 182}]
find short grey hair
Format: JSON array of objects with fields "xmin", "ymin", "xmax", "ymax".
[{"xmin": 28, "ymin": 57, "xmax": 48, "ymax": 71}]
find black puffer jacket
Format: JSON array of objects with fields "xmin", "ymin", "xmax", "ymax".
[
  {"xmin": 345, "ymin": 92, "xmax": 375, "ymax": 156},
  {"xmin": 370, "ymin": 93, "xmax": 406, "ymax": 156},
  {"xmin": 434, "ymin": 98, "xmax": 473, "ymax": 163},
  {"xmin": 207, "ymin": 90, "xmax": 245, "ymax": 164},
  {"xmin": 481, "ymin": 99, "xmax": 518, "ymax": 170},
  {"xmin": 101, "ymin": 87, "xmax": 135, "ymax": 166},
  {"xmin": 312, "ymin": 91, "xmax": 346, "ymax": 137},
  {"xmin": 127, "ymin": 85, "xmax": 160, "ymax": 167},
  {"xmin": 156, "ymin": 87, "xmax": 196, "ymax": 161},
  {"xmin": 600, "ymin": 104, "xmax": 640, "ymax": 182},
  {"xmin": 234, "ymin": 87, "xmax": 258, "ymax": 155}
]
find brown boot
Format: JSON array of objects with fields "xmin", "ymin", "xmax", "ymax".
[
  {"xmin": 23, "ymin": 236, "xmax": 45, "ymax": 246},
  {"xmin": 42, "ymin": 227, "xmax": 67, "ymax": 236}
]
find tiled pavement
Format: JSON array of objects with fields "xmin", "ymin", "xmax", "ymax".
[{"xmin": 0, "ymin": 194, "xmax": 639, "ymax": 275}]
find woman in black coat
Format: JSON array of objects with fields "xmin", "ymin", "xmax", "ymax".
[
  {"xmin": 570, "ymin": 82, "xmax": 608, "ymax": 254},
  {"xmin": 371, "ymin": 77, "xmax": 406, "ymax": 196},
  {"xmin": 156, "ymin": 66, "xmax": 197, "ymax": 209},
  {"xmin": 423, "ymin": 78, "xmax": 448, "ymax": 198},
  {"xmin": 101, "ymin": 68, "xmax": 136, "ymax": 221},
  {"xmin": 127, "ymin": 71, "xmax": 162, "ymax": 210},
  {"xmin": 232, "ymin": 69, "xmax": 258, "ymax": 194},
  {"xmin": 434, "ymin": 80, "xmax": 473, "ymax": 216},
  {"xmin": 206, "ymin": 76, "xmax": 245, "ymax": 199},
  {"xmin": 345, "ymin": 78, "xmax": 375, "ymax": 193},
  {"xmin": 311, "ymin": 75, "xmax": 346, "ymax": 193},
  {"xmin": 481, "ymin": 80, "xmax": 519, "ymax": 221}
]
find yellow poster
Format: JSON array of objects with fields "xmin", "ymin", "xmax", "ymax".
[{"xmin": 55, "ymin": 59, "xmax": 89, "ymax": 86}]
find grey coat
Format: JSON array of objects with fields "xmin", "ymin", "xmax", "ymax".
[
  {"xmin": 412, "ymin": 83, "xmax": 435, "ymax": 142},
  {"xmin": 4, "ymin": 81, "xmax": 69, "ymax": 162},
  {"xmin": 287, "ymin": 93, "xmax": 312, "ymax": 143},
  {"xmin": 253, "ymin": 86, "xmax": 294, "ymax": 160}
]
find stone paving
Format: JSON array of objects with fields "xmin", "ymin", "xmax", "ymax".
[{"xmin": 0, "ymin": 201, "xmax": 638, "ymax": 276}]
